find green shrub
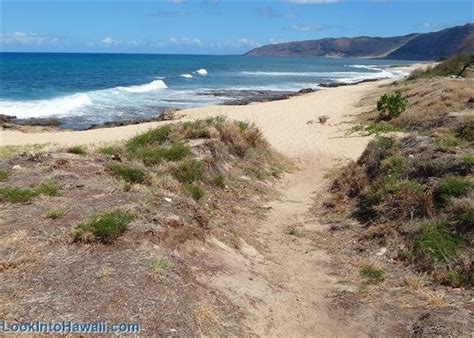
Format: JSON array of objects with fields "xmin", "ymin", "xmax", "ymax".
[
  {"xmin": 180, "ymin": 120, "xmax": 213, "ymax": 139},
  {"xmin": 183, "ymin": 183, "xmax": 205, "ymax": 200},
  {"xmin": 45, "ymin": 209, "xmax": 65, "ymax": 219},
  {"xmin": 236, "ymin": 121, "xmax": 249, "ymax": 131},
  {"xmin": 362, "ymin": 177, "xmax": 424, "ymax": 207},
  {"xmin": 174, "ymin": 160, "xmax": 204, "ymax": 183},
  {"xmin": 126, "ymin": 125, "xmax": 171, "ymax": 152},
  {"xmin": 212, "ymin": 174, "xmax": 226, "ymax": 188},
  {"xmin": 381, "ymin": 155, "xmax": 407, "ymax": 178},
  {"xmin": 436, "ymin": 176, "xmax": 472, "ymax": 200},
  {"xmin": 131, "ymin": 143, "xmax": 191, "ymax": 165},
  {"xmin": 435, "ymin": 135, "xmax": 460, "ymax": 152},
  {"xmin": 461, "ymin": 154, "xmax": 474, "ymax": 167},
  {"xmin": 360, "ymin": 264, "xmax": 386, "ymax": 283},
  {"xmin": 109, "ymin": 163, "xmax": 146, "ymax": 183},
  {"xmin": 442, "ymin": 269, "xmax": 473, "ymax": 288},
  {"xmin": 0, "ymin": 180, "xmax": 61, "ymax": 203},
  {"xmin": 411, "ymin": 222, "xmax": 459, "ymax": 265},
  {"xmin": 67, "ymin": 145, "xmax": 87, "ymax": 155},
  {"xmin": 35, "ymin": 181, "xmax": 62, "ymax": 196},
  {"xmin": 73, "ymin": 210, "xmax": 133, "ymax": 243},
  {"xmin": 364, "ymin": 122, "xmax": 404, "ymax": 135},
  {"xmin": 0, "ymin": 170, "xmax": 9, "ymax": 181},
  {"xmin": 376, "ymin": 91, "xmax": 407, "ymax": 121},
  {"xmin": 98, "ymin": 146, "xmax": 118, "ymax": 156}
]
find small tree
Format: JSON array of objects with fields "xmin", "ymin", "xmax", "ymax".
[{"xmin": 377, "ymin": 91, "xmax": 407, "ymax": 121}]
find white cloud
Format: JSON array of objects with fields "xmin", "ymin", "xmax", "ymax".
[
  {"xmin": 0, "ymin": 32, "xmax": 59, "ymax": 46},
  {"xmin": 212, "ymin": 38, "xmax": 261, "ymax": 49},
  {"xmin": 169, "ymin": 37, "xmax": 202, "ymax": 47},
  {"xmin": 283, "ymin": 24, "xmax": 323, "ymax": 31}
]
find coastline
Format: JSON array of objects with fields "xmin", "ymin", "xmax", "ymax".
[{"xmin": 0, "ymin": 63, "xmax": 427, "ymax": 148}]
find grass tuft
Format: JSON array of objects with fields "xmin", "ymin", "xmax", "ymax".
[
  {"xmin": 126, "ymin": 125, "xmax": 171, "ymax": 152},
  {"xmin": 0, "ymin": 181, "xmax": 61, "ymax": 203},
  {"xmin": 174, "ymin": 160, "xmax": 204, "ymax": 183},
  {"xmin": 98, "ymin": 146, "xmax": 118, "ymax": 156},
  {"xmin": 73, "ymin": 210, "xmax": 134, "ymax": 243},
  {"xmin": 108, "ymin": 163, "xmax": 146, "ymax": 183},
  {"xmin": 45, "ymin": 209, "xmax": 66, "ymax": 219},
  {"xmin": 411, "ymin": 222, "xmax": 459, "ymax": 265},
  {"xmin": 436, "ymin": 176, "xmax": 472, "ymax": 201},
  {"xmin": 67, "ymin": 145, "xmax": 87, "ymax": 155},
  {"xmin": 183, "ymin": 183, "xmax": 205, "ymax": 200},
  {"xmin": 0, "ymin": 170, "xmax": 10, "ymax": 181},
  {"xmin": 360, "ymin": 264, "xmax": 386, "ymax": 283},
  {"xmin": 212, "ymin": 174, "xmax": 226, "ymax": 188}
]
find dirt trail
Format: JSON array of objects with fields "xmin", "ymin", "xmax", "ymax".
[{"xmin": 183, "ymin": 82, "xmax": 384, "ymax": 335}]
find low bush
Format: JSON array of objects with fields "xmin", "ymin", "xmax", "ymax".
[
  {"xmin": 73, "ymin": 210, "xmax": 134, "ymax": 243},
  {"xmin": 45, "ymin": 209, "xmax": 65, "ymax": 219},
  {"xmin": 67, "ymin": 145, "xmax": 87, "ymax": 155},
  {"xmin": 0, "ymin": 181, "xmax": 61, "ymax": 203},
  {"xmin": 174, "ymin": 160, "xmax": 204, "ymax": 183},
  {"xmin": 126, "ymin": 125, "xmax": 172, "ymax": 152},
  {"xmin": 183, "ymin": 183, "xmax": 205, "ymax": 200},
  {"xmin": 435, "ymin": 135, "xmax": 460, "ymax": 153},
  {"xmin": 212, "ymin": 174, "xmax": 226, "ymax": 188},
  {"xmin": 436, "ymin": 176, "xmax": 472, "ymax": 201},
  {"xmin": 130, "ymin": 143, "xmax": 191, "ymax": 165},
  {"xmin": 410, "ymin": 222, "xmax": 459, "ymax": 266},
  {"xmin": 0, "ymin": 170, "xmax": 9, "ymax": 180},
  {"xmin": 98, "ymin": 146, "xmax": 119, "ymax": 156},
  {"xmin": 109, "ymin": 163, "xmax": 146, "ymax": 183},
  {"xmin": 408, "ymin": 54, "xmax": 474, "ymax": 79},
  {"xmin": 360, "ymin": 264, "xmax": 386, "ymax": 283},
  {"xmin": 376, "ymin": 91, "xmax": 407, "ymax": 121}
]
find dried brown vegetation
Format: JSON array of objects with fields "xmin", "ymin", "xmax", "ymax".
[
  {"xmin": 320, "ymin": 74, "xmax": 473, "ymax": 335},
  {"xmin": 0, "ymin": 118, "xmax": 289, "ymax": 335}
]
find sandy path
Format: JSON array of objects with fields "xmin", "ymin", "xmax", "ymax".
[
  {"xmin": 1, "ymin": 80, "xmax": 387, "ymax": 335},
  {"xmin": 189, "ymin": 82, "xmax": 381, "ymax": 336}
]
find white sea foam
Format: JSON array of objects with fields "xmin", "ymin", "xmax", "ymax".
[
  {"xmin": 0, "ymin": 93, "xmax": 92, "ymax": 119},
  {"xmin": 119, "ymin": 79, "xmax": 167, "ymax": 93},
  {"xmin": 181, "ymin": 74, "xmax": 193, "ymax": 79},
  {"xmin": 196, "ymin": 68, "xmax": 208, "ymax": 76}
]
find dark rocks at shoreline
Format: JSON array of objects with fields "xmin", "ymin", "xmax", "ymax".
[
  {"xmin": 198, "ymin": 88, "xmax": 317, "ymax": 106},
  {"xmin": 86, "ymin": 108, "xmax": 180, "ymax": 130},
  {"xmin": 319, "ymin": 78, "xmax": 381, "ymax": 88}
]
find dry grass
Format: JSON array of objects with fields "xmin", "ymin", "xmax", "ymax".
[{"xmin": 420, "ymin": 290, "xmax": 447, "ymax": 307}]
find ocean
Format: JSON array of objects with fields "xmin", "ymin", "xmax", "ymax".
[{"xmin": 0, "ymin": 53, "xmax": 415, "ymax": 129}]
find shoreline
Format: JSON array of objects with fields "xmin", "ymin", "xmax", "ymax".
[
  {"xmin": 0, "ymin": 63, "xmax": 427, "ymax": 148},
  {"xmin": 0, "ymin": 63, "xmax": 425, "ymax": 133}
]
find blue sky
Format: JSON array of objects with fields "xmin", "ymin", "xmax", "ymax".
[{"xmin": 1, "ymin": 0, "xmax": 472, "ymax": 54}]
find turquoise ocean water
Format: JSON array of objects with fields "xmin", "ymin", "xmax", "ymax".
[{"xmin": 0, "ymin": 53, "xmax": 414, "ymax": 129}]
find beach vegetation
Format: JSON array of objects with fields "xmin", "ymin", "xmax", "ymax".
[
  {"xmin": 0, "ymin": 170, "xmax": 9, "ymax": 180},
  {"xmin": 183, "ymin": 183, "xmax": 205, "ymax": 200},
  {"xmin": 98, "ymin": 145, "xmax": 119, "ymax": 156},
  {"xmin": 360, "ymin": 264, "xmax": 386, "ymax": 283},
  {"xmin": 212, "ymin": 174, "xmax": 226, "ymax": 188},
  {"xmin": 73, "ymin": 210, "xmax": 133, "ymax": 243},
  {"xmin": 408, "ymin": 54, "xmax": 474, "ymax": 79},
  {"xmin": 174, "ymin": 160, "xmax": 204, "ymax": 183},
  {"xmin": 67, "ymin": 145, "xmax": 87, "ymax": 155},
  {"xmin": 45, "ymin": 208, "xmax": 66, "ymax": 219},
  {"xmin": 435, "ymin": 135, "xmax": 460, "ymax": 152},
  {"xmin": 436, "ymin": 176, "xmax": 472, "ymax": 201},
  {"xmin": 410, "ymin": 222, "xmax": 459, "ymax": 265},
  {"xmin": 0, "ymin": 180, "xmax": 61, "ymax": 203},
  {"xmin": 108, "ymin": 163, "xmax": 147, "ymax": 184},
  {"xmin": 126, "ymin": 125, "xmax": 171, "ymax": 152},
  {"xmin": 376, "ymin": 91, "xmax": 407, "ymax": 120}
]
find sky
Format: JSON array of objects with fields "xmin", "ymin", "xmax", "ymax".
[{"xmin": 1, "ymin": 0, "xmax": 472, "ymax": 54}]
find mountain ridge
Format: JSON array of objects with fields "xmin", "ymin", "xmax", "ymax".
[{"xmin": 245, "ymin": 23, "xmax": 474, "ymax": 60}]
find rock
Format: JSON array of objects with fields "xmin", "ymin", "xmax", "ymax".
[
  {"xmin": 376, "ymin": 247, "xmax": 387, "ymax": 256},
  {"xmin": 160, "ymin": 108, "xmax": 179, "ymax": 121},
  {"xmin": 298, "ymin": 88, "xmax": 315, "ymax": 95},
  {"xmin": 318, "ymin": 115, "xmax": 329, "ymax": 124},
  {"xmin": 164, "ymin": 197, "xmax": 172, "ymax": 203},
  {"xmin": 306, "ymin": 120, "xmax": 314, "ymax": 124},
  {"xmin": 12, "ymin": 165, "xmax": 22, "ymax": 170},
  {"xmin": 0, "ymin": 114, "xmax": 16, "ymax": 124}
]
